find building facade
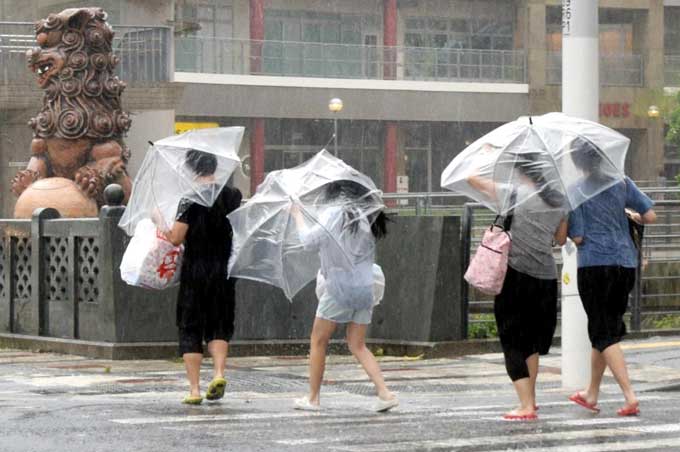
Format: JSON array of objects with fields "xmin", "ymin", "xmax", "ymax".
[{"xmin": 1, "ymin": 0, "xmax": 679, "ymax": 217}]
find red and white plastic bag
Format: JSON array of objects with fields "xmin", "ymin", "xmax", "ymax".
[{"xmin": 120, "ymin": 219, "xmax": 183, "ymax": 289}]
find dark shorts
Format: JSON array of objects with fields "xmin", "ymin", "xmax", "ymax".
[
  {"xmin": 577, "ymin": 266, "xmax": 636, "ymax": 352},
  {"xmin": 177, "ymin": 277, "xmax": 237, "ymax": 355},
  {"xmin": 494, "ymin": 266, "xmax": 558, "ymax": 359}
]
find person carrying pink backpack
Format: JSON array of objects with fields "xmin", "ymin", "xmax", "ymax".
[{"xmin": 468, "ymin": 153, "xmax": 568, "ymax": 421}]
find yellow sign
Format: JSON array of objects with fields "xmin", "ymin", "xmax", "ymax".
[
  {"xmin": 563, "ymin": 273, "xmax": 571, "ymax": 285},
  {"xmin": 174, "ymin": 121, "xmax": 219, "ymax": 135}
]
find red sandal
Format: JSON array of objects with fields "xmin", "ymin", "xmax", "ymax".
[
  {"xmin": 617, "ymin": 401, "xmax": 640, "ymax": 417},
  {"xmin": 503, "ymin": 411, "xmax": 538, "ymax": 421},
  {"xmin": 568, "ymin": 392, "xmax": 600, "ymax": 413}
]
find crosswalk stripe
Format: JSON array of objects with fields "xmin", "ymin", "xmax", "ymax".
[
  {"xmin": 629, "ymin": 424, "xmax": 680, "ymax": 434},
  {"xmin": 110, "ymin": 394, "xmax": 666, "ymax": 426},
  {"xmin": 112, "ymin": 412, "xmax": 320, "ymax": 424},
  {"xmin": 329, "ymin": 423, "xmax": 680, "ymax": 452},
  {"xmin": 547, "ymin": 417, "xmax": 640, "ymax": 426},
  {"xmin": 483, "ymin": 437, "xmax": 680, "ymax": 452}
]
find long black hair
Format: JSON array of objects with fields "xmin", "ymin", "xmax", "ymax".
[
  {"xmin": 323, "ymin": 180, "xmax": 389, "ymax": 240},
  {"xmin": 185, "ymin": 149, "xmax": 217, "ymax": 177},
  {"xmin": 514, "ymin": 152, "xmax": 565, "ymax": 208}
]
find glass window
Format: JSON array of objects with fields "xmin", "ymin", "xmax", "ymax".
[
  {"xmin": 339, "ymin": 148, "xmax": 362, "ymax": 172},
  {"xmin": 265, "ymin": 119, "xmax": 282, "ymax": 145},
  {"xmin": 428, "ymin": 18, "xmax": 448, "ymax": 31},
  {"xmin": 405, "ymin": 33, "xmax": 428, "ymax": 47},
  {"xmin": 666, "ymin": 7, "xmax": 680, "ymax": 54},
  {"xmin": 264, "ymin": 149, "xmax": 283, "ymax": 173},
  {"xmin": 406, "ymin": 150, "xmax": 429, "ymax": 193},
  {"xmin": 471, "ymin": 35, "xmax": 491, "ymax": 49},
  {"xmin": 283, "ymin": 151, "xmax": 301, "ymax": 168},
  {"xmin": 492, "ymin": 36, "xmax": 513, "ymax": 50},
  {"xmin": 303, "ymin": 23, "xmax": 321, "ymax": 42},
  {"xmin": 404, "ymin": 13, "xmax": 516, "ymax": 80},
  {"xmin": 405, "ymin": 18, "xmax": 425, "ymax": 30},
  {"xmin": 262, "ymin": 119, "xmax": 382, "ymax": 185},
  {"xmin": 404, "ymin": 124, "xmax": 430, "ymax": 148},
  {"xmin": 450, "ymin": 18, "xmax": 469, "ymax": 33},
  {"xmin": 263, "ymin": 10, "xmax": 378, "ymax": 77},
  {"xmin": 433, "ymin": 34, "xmax": 448, "ymax": 48}
]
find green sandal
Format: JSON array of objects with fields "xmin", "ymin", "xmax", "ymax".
[
  {"xmin": 206, "ymin": 377, "xmax": 227, "ymax": 401},
  {"xmin": 182, "ymin": 395, "xmax": 203, "ymax": 405}
]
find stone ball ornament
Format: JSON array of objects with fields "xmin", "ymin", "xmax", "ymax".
[
  {"xmin": 14, "ymin": 177, "xmax": 98, "ymax": 218},
  {"xmin": 104, "ymin": 183, "xmax": 125, "ymax": 206}
]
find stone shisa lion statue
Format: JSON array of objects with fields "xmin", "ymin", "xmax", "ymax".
[{"xmin": 12, "ymin": 7, "xmax": 132, "ymax": 218}]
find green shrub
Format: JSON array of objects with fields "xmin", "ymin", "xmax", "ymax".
[
  {"xmin": 468, "ymin": 313, "xmax": 498, "ymax": 339},
  {"xmin": 651, "ymin": 314, "xmax": 680, "ymax": 330}
]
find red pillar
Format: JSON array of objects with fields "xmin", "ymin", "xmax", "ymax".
[
  {"xmin": 249, "ymin": 1, "xmax": 265, "ymax": 194},
  {"xmin": 383, "ymin": 0, "xmax": 397, "ymax": 80},
  {"xmin": 383, "ymin": 122, "xmax": 398, "ymax": 193},
  {"xmin": 250, "ymin": 118, "xmax": 265, "ymax": 195},
  {"xmin": 250, "ymin": 0, "xmax": 265, "ymax": 74},
  {"xmin": 383, "ymin": 0, "xmax": 398, "ymax": 194}
]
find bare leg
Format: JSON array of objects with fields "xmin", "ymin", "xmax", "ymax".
[
  {"xmin": 509, "ymin": 377, "xmax": 536, "ymax": 416},
  {"xmin": 308, "ymin": 317, "xmax": 337, "ymax": 404},
  {"xmin": 506, "ymin": 353, "xmax": 538, "ymax": 416},
  {"xmin": 602, "ymin": 343, "xmax": 638, "ymax": 407},
  {"xmin": 207, "ymin": 339, "xmax": 228, "ymax": 379},
  {"xmin": 183, "ymin": 352, "xmax": 203, "ymax": 397},
  {"xmin": 527, "ymin": 353, "xmax": 539, "ymax": 405},
  {"xmin": 346, "ymin": 322, "xmax": 394, "ymax": 400},
  {"xmin": 580, "ymin": 348, "xmax": 606, "ymax": 405}
]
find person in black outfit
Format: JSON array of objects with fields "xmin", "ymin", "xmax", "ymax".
[{"xmin": 163, "ymin": 149, "xmax": 242, "ymax": 405}]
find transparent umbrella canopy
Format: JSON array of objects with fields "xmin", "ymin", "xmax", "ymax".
[
  {"xmin": 441, "ymin": 112, "xmax": 630, "ymax": 214},
  {"xmin": 227, "ymin": 149, "xmax": 384, "ymax": 300},
  {"xmin": 118, "ymin": 127, "xmax": 244, "ymax": 235}
]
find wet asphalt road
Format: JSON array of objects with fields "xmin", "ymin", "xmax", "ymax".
[{"xmin": 2, "ymin": 337, "xmax": 680, "ymax": 451}]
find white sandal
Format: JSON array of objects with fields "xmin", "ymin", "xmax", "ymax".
[
  {"xmin": 374, "ymin": 396, "xmax": 399, "ymax": 412},
  {"xmin": 293, "ymin": 396, "xmax": 322, "ymax": 411}
]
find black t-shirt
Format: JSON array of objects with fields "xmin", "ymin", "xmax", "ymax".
[{"xmin": 176, "ymin": 186, "xmax": 242, "ymax": 281}]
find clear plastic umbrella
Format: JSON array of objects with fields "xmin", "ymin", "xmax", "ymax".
[
  {"xmin": 440, "ymin": 112, "xmax": 629, "ymax": 214},
  {"xmin": 118, "ymin": 127, "xmax": 244, "ymax": 235},
  {"xmin": 227, "ymin": 149, "xmax": 384, "ymax": 300}
]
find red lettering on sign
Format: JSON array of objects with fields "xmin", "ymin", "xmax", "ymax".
[
  {"xmin": 599, "ymin": 102, "xmax": 631, "ymax": 118},
  {"xmin": 622, "ymin": 102, "xmax": 630, "ymax": 117}
]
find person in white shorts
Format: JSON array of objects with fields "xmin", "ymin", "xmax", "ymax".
[{"xmin": 291, "ymin": 181, "xmax": 398, "ymax": 413}]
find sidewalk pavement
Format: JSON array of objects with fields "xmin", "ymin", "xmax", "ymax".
[{"xmin": 1, "ymin": 335, "xmax": 680, "ymax": 451}]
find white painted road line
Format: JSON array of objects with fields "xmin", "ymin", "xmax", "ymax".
[
  {"xmin": 112, "ymin": 412, "xmax": 323, "ymax": 425},
  {"xmin": 629, "ymin": 423, "xmax": 680, "ymax": 434},
  {"xmin": 330, "ymin": 428, "xmax": 642, "ymax": 452},
  {"xmin": 547, "ymin": 417, "xmax": 641, "ymax": 426},
  {"xmin": 483, "ymin": 437, "xmax": 680, "ymax": 452},
  {"xmin": 110, "ymin": 394, "xmax": 667, "ymax": 426}
]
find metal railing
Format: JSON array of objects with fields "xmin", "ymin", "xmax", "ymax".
[
  {"xmin": 547, "ymin": 51, "xmax": 644, "ymax": 87},
  {"xmin": 0, "ymin": 22, "xmax": 172, "ymax": 84},
  {"xmin": 175, "ymin": 37, "xmax": 526, "ymax": 83},
  {"xmin": 459, "ymin": 188, "xmax": 680, "ymax": 338}
]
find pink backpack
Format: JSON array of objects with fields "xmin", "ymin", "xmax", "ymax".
[{"xmin": 464, "ymin": 224, "xmax": 512, "ymax": 296}]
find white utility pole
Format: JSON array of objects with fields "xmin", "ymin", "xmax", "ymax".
[{"xmin": 561, "ymin": 0, "xmax": 598, "ymax": 389}]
